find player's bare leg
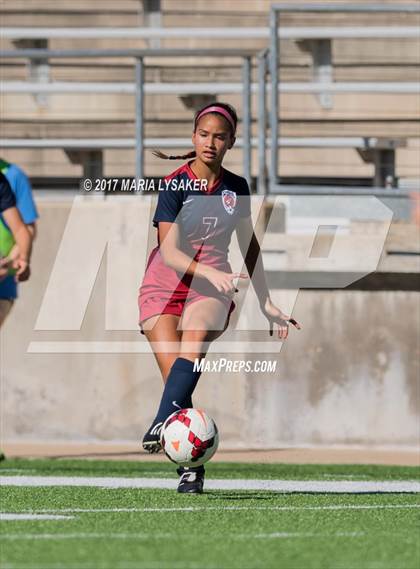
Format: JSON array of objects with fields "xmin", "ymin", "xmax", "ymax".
[
  {"xmin": 0, "ymin": 299, "xmax": 14, "ymax": 459},
  {"xmin": 178, "ymin": 297, "xmax": 230, "ymax": 362},
  {"xmin": 141, "ymin": 314, "xmax": 181, "ymax": 452},
  {"xmin": 141, "ymin": 313, "xmax": 182, "ymax": 382},
  {"xmin": 141, "ymin": 299, "xmax": 229, "ymax": 486},
  {"xmin": 0, "ymin": 299, "xmax": 14, "ymax": 327},
  {"xmin": 175, "ymin": 297, "xmax": 230, "ymax": 493}
]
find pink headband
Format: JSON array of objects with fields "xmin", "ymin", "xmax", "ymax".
[{"xmin": 195, "ymin": 106, "xmax": 236, "ymax": 134}]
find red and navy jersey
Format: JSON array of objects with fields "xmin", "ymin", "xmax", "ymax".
[
  {"xmin": 152, "ymin": 161, "xmax": 251, "ymax": 267},
  {"xmin": 0, "ymin": 172, "xmax": 16, "ymax": 212},
  {"xmin": 140, "ymin": 161, "xmax": 251, "ymax": 301}
]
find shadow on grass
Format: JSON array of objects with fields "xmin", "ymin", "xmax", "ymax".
[
  {"xmin": 204, "ymin": 491, "xmax": 282, "ymax": 500},
  {"xmin": 204, "ymin": 490, "xmax": 420, "ymax": 499}
]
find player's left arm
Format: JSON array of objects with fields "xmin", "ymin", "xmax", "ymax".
[
  {"xmin": 236, "ymin": 215, "xmax": 301, "ymax": 339},
  {"xmin": 6, "ymin": 222, "xmax": 36, "ymax": 263}
]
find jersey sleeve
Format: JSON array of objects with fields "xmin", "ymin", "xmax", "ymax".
[
  {"xmin": 11, "ymin": 166, "xmax": 39, "ymax": 224},
  {"xmin": 0, "ymin": 173, "xmax": 16, "ymax": 212},
  {"xmin": 152, "ymin": 184, "xmax": 183, "ymax": 228},
  {"xmin": 238, "ymin": 178, "xmax": 252, "ymax": 218}
]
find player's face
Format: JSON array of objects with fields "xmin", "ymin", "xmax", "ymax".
[{"xmin": 192, "ymin": 114, "xmax": 235, "ymax": 167}]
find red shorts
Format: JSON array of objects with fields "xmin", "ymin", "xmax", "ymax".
[
  {"xmin": 138, "ymin": 291, "xmax": 235, "ymax": 334},
  {"xmin": 138, "ymin": 247, "xmax": 235, "ymax": 333}
]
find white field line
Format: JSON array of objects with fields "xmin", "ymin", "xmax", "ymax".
[
  {"xmin": 0, "ymin": 513, "xmax": 74, "ymax": 521},
  {"xmin": 0, "ymin": 468, "xmax": 168, "ymax": 476},
  {"xmin": 1, "ymin": 475, "xmax": 419, "ymax": 493},
  {"xmin": 239, "ymin": 531, "xmax": 366, "ymax": 539},
  {"xmin": 0, "ymin": 469, "xmax": 38, "ymax": 473},
  {"xmin": 321, "ymin": 474, "xmax": 371, "ymax": 479},
  {"xmin": 6, "ymin": 504, "xmax": 420, "ymax": 514},
  {"xmin": 0, "ymin": 531, "xmax": 366, "ymax": 541},
  {"xmin": 0, "ymin": 532, "xmax": 172, "ymax": 541},
  {"xmin": 0, "ymin": 562, "xmax": 193, "ymax": 569}
]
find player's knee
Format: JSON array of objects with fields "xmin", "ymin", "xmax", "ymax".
[{"xmin": 181, "ymin": 328, "xmax": 208, "ymax": 343}]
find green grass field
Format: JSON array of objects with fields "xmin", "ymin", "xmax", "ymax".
[{"xmin": 1, "ymin": 458, "xmax": 419, "ymax": 569}]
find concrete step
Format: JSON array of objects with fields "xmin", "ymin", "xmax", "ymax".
[
  {"xmin": 2, "ymin": 119, "xmax": 419, "ymax": 139},
  {"xmin": 2, "ymin": 92, "xmax": 419, "ymax": 121},
  {"xmin": 5, "ymin": 0, "xmax": 419, "ymax": 29},
  {"xmin": 2, "ymin": 143, "xmax": 418, "ymax": 180},
  {"xmin": 2, "ymin": 0, "xmax": 145, "ymax": 27},
  {"xmin": 2, "ymin": 61, "xmax": 420, "ymax": 83},
  {"xmin": 2, "ymin": 36, "xmax": 419, "ymax": 66}
]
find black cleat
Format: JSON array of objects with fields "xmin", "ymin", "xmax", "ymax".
[
  {"xmin": 176, "ymin": 465, "xmax": 205, "ymax": 494},
  {"xmin": 142, "ymin": 421, "xmax": 163, "ymax": 453}
]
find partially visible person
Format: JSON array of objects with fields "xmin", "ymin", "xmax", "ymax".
[
  {"xmin": 0, "ymin": 159, "xmax": 37, "ymax": 327},
  {"xmin": 0, "ymin": 167, "xmax": 34, "ymax": 460}
]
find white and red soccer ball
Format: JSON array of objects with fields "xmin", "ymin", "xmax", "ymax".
[{"xmin": 160, "ymin": 408, "xmax": 219, "ymax": 467}]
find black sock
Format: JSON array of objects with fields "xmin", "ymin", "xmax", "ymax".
[
  {"xmin": 151, "ymin": 357, "xmax": 201, "ymax": 426},
  {"xmin": 185, "ymin": 395, "xmax": 193, "ymax": 408}
]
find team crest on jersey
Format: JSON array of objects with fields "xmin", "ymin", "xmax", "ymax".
[{"xmin": 221, "ymin": 190, "xmax": 237, "ymax": 215}]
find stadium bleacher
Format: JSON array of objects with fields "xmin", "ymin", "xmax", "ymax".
[{"xmin": 0, "ymin": 0, "xmax": 419, "ymax": 186}]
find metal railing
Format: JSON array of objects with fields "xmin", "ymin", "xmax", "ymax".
[
  {"xmin": 1, "ymin": 137, "xmax": 397, "ymax": 149},
  {"xmin": 2, "ymin": 81, "xmax": 419, "ymax": 94},
  {"xmin": 267, "ymin": 3, "xmax": 420, "ymax": 194},
  {"xmin": 0, "ymin": 48, "xmax": 256, "ymax": 183},
  {"xmin": 2, "ymin": 26, "xmax": 419, "ymax": 39}
]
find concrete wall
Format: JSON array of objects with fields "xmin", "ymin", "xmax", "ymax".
[{"xmin": 1, "ymin": 195, "xmax": 419, "ymax": 448}]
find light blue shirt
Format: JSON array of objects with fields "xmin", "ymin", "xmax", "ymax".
[{"xmin": 0, "ymin": 163, "xmax": 39, "ymax": 299}]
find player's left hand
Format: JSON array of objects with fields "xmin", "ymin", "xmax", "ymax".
[
  {"xmin": 0, "ymin": 245, "xmax": 19, "ymax": 277},
  {"xmin": 12, "ymin": 257, "xmax": 30, "ymax": 282},
  {"xmin": 0, "ymin": 245, "xmax": 30, "ymax": 282},
  {"xmin": 261, "ymin": 298, "xmax": 301, "ymax": 340}
]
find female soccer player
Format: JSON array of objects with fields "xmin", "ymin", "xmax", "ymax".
[{"xmin": 139, "ymin": 102, "xmax": 301, "ymax": 493}]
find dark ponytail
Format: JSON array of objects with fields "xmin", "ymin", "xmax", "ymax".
[
  {"xmin": 151, "ymin": 149, "xmax": 196, "ymax": 161},
  {"xmin": 152, "ymin": 101, "xmax": 237, "ymax": 161}
]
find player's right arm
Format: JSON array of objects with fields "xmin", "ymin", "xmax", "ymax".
[
  {"xmin": 2, "ymin": 166, "xmax": 38, "ymax": 276},
  {"xmin": 154, "ymin": 181, "xmax": 245, "ymax": 294},
  {"xmin": 158, "ymin": 221, "xmax": 246, "ymax": 294},
  {"xmin": 0, "ymin": 206, "xmax": 32, "ymax": 281}
]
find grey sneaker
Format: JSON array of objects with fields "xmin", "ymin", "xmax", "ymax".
[{"xmin": 142, "ymin": 421, "xmax": 163, "ymax": 453}]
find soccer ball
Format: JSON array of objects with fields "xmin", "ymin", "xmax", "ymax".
[{"xmin": 160, "ymin": 408, "xmax": 219, "ymax": 468}]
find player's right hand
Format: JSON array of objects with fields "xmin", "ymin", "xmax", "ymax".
[
  {"xmin": 0, "ymin": 261, "xmax": 8, "ymax": 280},
  {"xmin": 0, "ymin": 255, "xmax": 13, "ymax": 280},
  {"xmin": 202, "ymin": 266, "xmax": 248, "ymax": 294}
]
